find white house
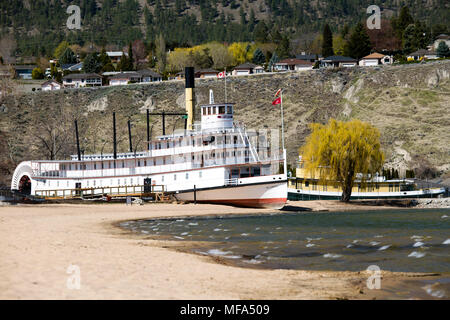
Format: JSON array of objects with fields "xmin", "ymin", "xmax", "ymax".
[
  {"xmin": 254, "ymin": 66, "xmax": 265, "ymax": 73},
  {"xmin": 62, "ymin": 73, "xmax": 102, "ymax": 88},
  {"xmin": 232, "ymin": 63, "xmax": 258, "ymax": 75},
  {"xmin": 433, "ymin": 34, "xmax": 450, "ymax": 50},
  {"xmin": 137, "ymin": 69, "xmax": 162, "ymax": 82},
  {"xmin": 41, "ymin": 80, "xmax": 61, "ymax": 91},
  {"xmin": 274, "ymin": 58, "xmax": 313, "ymax": 71},
  {"xmin": 109, "ymin": 72, "xmax": 141, "ymax": 86},
  {"xmin": 194, "ymin": 68, "xmax": 219, "ymax": 78},
  {"xmin": 407, "ymin": 49, "xmax": 439, "ymax": 61},
  {"xmin": 359, "ymin": 53, "xmax": 393, "ymax": 66},
  {"xmin": 321, "ymin": 56, "xmax": 358, "ymax": 68},
  {"xmin": 107, "ymin": 51, "xmax": 128, "ymax": 64}
]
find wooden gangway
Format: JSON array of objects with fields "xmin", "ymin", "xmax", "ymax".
[{"xmin": 35, "ymin": 184, "xmax": 172, "ymax": 202}]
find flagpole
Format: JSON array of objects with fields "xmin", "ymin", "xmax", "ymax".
[
  {"xmin": 281, "ymin": 90, "xmax": 285, "ymax": 151},
  {"xmin": 224, "ymin": 68, "xmax": 227, "ymax": 103}
]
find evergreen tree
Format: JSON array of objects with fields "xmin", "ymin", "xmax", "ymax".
[
  {"xmin": 392, "ymin": 6, "xmax": 414, "ymax": 39},
  {"xmin": 402, "ymin": 24, "xmax": 419, "ymax": 54},
  {"xmin": 254, "ymin": 21, "xmax": 268, "ymax": 43},
  {"xmin": 59, "ymin": 48, "xmax": 77, "ymax": 65},
  {"xmin": 252, "ymin": 48, "xmax": 265, "ymax": 65},
  {"xmin": 276, "ymin": 35, "xmax": 291, "ymax": 59},
  {"xmin": 322, "ymin": 24, "xmax": 334, "ymax": 57},
  {"xmin": 128, "ymin": 42, "xmax": 134, "ymax": 70},
  {"xmin": 436, "ymin": 41, "xmax": 450, "ymax": 57},
  {"xmin": 117, "ymin": 53, "xmax": 129, "ymax": 71},
  {"xmin": 83, "ymin": 53, "xmax": 101, "ymax": 73},
  {"xmin": 99, "ymin": 48, "xmax": 115, "ymax": 71},
  {"xmin": 99, "ymin": 48, "xmax": 111, "ymax": 66},
  {"xmin": 248, "ymin": 9, "xmax": 256, "ymax": 32},
  {"xmin": 344, "ymin": 23, "xmax": 372, "ymax": 59}
]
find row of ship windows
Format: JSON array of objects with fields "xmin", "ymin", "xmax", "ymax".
[
  {"xmin": 40, "ymin": 171, "xmax": 204, "ymax": 187},
  {"xmin": 154, "ymin": 135, "xmax": 241, "ymax": 149},
  {"xmin": 202, "ymin": 105, "xmax": 233, "ymax": 115},
  {"xmin": 60, "ymin": 151, "xmax": 250, "ymax": 170}
]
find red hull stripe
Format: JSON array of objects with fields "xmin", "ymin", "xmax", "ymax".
[{"xmin": 196, "ymin": 198, "xmax": 287, "ymax": 208}]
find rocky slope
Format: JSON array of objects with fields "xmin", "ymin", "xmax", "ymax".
[{"xmin": 1, "ymin": 60, "xmax": 449, "ymax": 186}]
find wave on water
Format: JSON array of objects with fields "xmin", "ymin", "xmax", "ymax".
[
  {"xmin": 422, "ymin": 285, "xmax": 446, "ymax": 298},
  {"xmin": 243, "ymin": 259, "xmax": 262, "ymax": 264},
  {"xmin": 408, "ymin": 251, "xmax": 426, "ymax": 258},
  {"xmin": 121, "ymin": 208, "xmax": 450, "ymax": 274},
  {"xmin": 207, "ymin": 249, "xmax": 232, "ymax": 256},
  {"xmin": 323, "ymin": 253, "xmax": 343, "ymax": 259}
]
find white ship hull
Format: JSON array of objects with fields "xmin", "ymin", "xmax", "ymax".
[{"xmin": 175, "ymin": 180, "xmax": 287, "ymax": 208}]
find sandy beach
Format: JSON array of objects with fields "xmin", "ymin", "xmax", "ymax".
[{"xmin": 0, "ymin": 200, "xmax": 440, "ymax": 300}]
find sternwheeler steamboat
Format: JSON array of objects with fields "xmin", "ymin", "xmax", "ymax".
[{"xmin": 11, "ymin": 67, "xmax": 287, "ymax": 208}]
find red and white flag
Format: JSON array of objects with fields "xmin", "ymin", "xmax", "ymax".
[
  {"xmin": 272, "ymin": 97, "xmax": 281, "ymax": 105},
  {"xmin": 274, "ymin": 88, "xmax": 282, "ymax": 97},
  {"xmin": 217, "ymin": 71, "xmax": 226, "ymax": 78}
]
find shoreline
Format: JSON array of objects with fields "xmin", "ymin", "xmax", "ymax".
[{"xmin": 0, "ymin": 201, "xmax": 447, "ymax": 299}]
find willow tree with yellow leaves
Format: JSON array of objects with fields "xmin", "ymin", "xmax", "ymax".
[{"xmin": 300, "ymin": 119, "xmax": 385, "ymax": 202}]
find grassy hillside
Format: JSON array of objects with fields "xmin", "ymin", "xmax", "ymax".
[{"xmin": 0, "ymin": 61, "xmax": 449, "ymax": 186}]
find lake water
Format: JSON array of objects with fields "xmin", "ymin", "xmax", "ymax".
[{"xmin": 120, "ymin": 208, "xmax": 450, "ymax": 298}]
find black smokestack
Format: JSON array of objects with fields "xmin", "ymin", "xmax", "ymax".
[
  {"xmin": 185, "ymin": 66, "xmax": 195, "ymax": 89},
  {"xmin": 146, "ymin": 109, "xmax": 150, "ymax": 151},
  {"xmin": 185, "ymin": 66, "xmax": 195, "ymax": 130},
  {"xmin": 113, "ymin": 112, "xmax": 117, "ymax": 159},
  {"xmin": 74, "ymin": 120, "xmax": 81, "ymax": 161},
  {"xmin": 128, "ymin": 119, "xmax": 132, "ymax": 153}
]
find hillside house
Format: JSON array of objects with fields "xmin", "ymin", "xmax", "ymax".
[
  {"xmin": 109, "ymin": 72, "xmax": 141, "ymax": 86},
  {"xmin": 274, "ymin": 58, "xmax": 313, "ymax": 71},
  {"xmin": 62, "ymin": 73, "xmax": 102, "ymax": 88},
  {"xmin": 232, "ymin": 63, "xmax": 258, "ymax": 75},
  {"xmin": 359, "ymin": 53, "xmax": 393, "ymax": 66},
  {"xmin": 407, "ymin": 49, "xmax": 438, "ymax": 61},
  {"xmin": 13, "ymin": 65, "xmax": 37, "ymax": 79},
  {"xmin": 321, "ymin": 56, "xmax": 357, "ymax": 68},
  {"xmin": 137, "ymin": 69, "xmax": 162, "ymax": 82},
  {"xmin": 432, "ymin": 34, "xmax": 450, "ymax": 50},
  {"xmin": 41, "ymin": 80, "xmax": 61, "ymax": 91},
  {"xmin": 254, "ymin": 66, "xmax": 265, "ymax": 73},
  {"xmin": 195, "ymin": 68, "xmax": 219, "ymax": 78},
  {"xmin": 107, "ymin": 51, "xmax": 128, "ymax": 64}
]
